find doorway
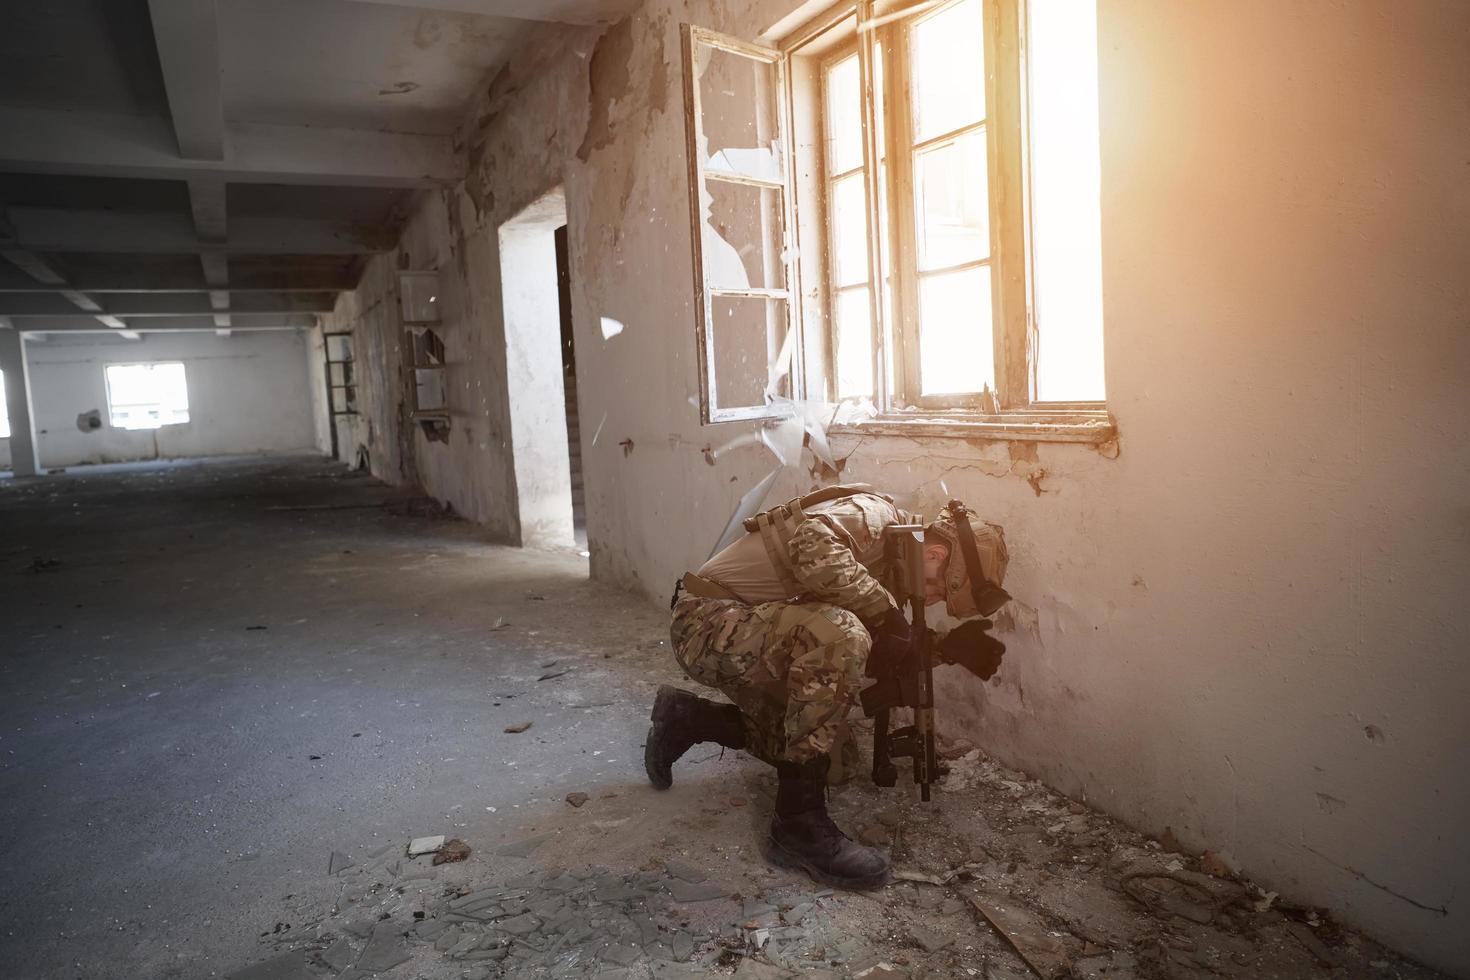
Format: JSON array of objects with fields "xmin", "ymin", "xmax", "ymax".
[
  {"xmin": 554, "ymin": 224, "xmax": 587, "ymax": 550},
  {"xmin": 497, "ymin": 188, "xmax": 577, "ymax": 549}
]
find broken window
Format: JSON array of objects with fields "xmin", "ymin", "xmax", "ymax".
[
  {"xmin": 104, "ymin": 362, "xmax": 190, "ymax": 430},
  {"xmin": 684, "ymin": 0, "xmax": 1108, "ymax": 431},
  {"xmin": 681, "ymin": 26, "xmax": 799, "ymax": 423}
]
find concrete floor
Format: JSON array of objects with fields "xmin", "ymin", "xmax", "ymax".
[
  {"xmin": 0, "ymin": 455, "xmax": 687, "ymax": 978},
  {"xmin": 0, "ymin": 456, "xmax": 1448, "ymax": 980}
]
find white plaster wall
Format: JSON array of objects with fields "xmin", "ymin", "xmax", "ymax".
[
  {"xmin": 338, "ymin": 0, "xmax": 1470, "ymax": 970},
  {"xmin": 0, "ymin": 331, "xmax": 321, "ymax": 468},
  {"xmin": 499, "ymin": 192, "xmax": 576, "ymax": 548}
]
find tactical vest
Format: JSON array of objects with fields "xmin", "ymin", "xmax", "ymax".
[{"xmin": 742, "ymin": 484, "xmax": 895, "ymax": 595}]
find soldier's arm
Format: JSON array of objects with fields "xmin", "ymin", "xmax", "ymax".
[{"xmin": 786, "ymin": 513, "xmax": 896, "ymax": 625}]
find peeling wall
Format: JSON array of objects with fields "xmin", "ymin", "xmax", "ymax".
[
  {"xmin": 337, "ymin": 0, "xmax": 1470, "ymax": 971},
  {"xmin": 0, "ymin": 331, "xmax": 321, "ymax": 469},
  {"xmin": 303, "ymin": 326, "xmax": 333, "ymax": 456},
  {"xmin": 321, "ymin": 252, "xmax": 417, "ymax": 488}
]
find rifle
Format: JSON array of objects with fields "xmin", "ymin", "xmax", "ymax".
[{"xmin": 860, "ymin": 520, "xmax": 1009, "ymax": 801}]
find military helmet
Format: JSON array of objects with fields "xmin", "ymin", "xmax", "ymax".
[{"xmin": 926, "ymin": 500, "xmax": 1010, "ymax": 618}]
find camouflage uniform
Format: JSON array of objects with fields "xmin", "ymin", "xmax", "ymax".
[{"xmin": 670, "ymin": 491, "xmax": 910, "ymax": 765}]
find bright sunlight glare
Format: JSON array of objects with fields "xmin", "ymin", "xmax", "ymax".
[{"xmin": 1030, "ymin": 0, "xmax": 1106, "ymax": 402}]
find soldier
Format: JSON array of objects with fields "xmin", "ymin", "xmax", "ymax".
[{"xmin": 644, "ymin": 486, "xmax": 1008, "ymax": 890}]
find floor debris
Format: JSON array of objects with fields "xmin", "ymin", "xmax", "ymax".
[
  {"xmin": 503, "ymin": 722, "xmax": 533, "ymax": 734},
  {"xmin": 967, "ymin": 892, "xmax": 1076, "ymax": 979},
  {"xmin": 434, "ymin": 838, "xmax": 472, "ymax": 865},
  {"xmin": 566, "ymin": 792, "xmax": 590, "ymax": 808},
  {"xmin": 409, "ymin": 835, "xmax": 447, "ymax": 857},
  {"xmin": 327, "ymin": 850, "xmax": 355, "ymax": 875}
]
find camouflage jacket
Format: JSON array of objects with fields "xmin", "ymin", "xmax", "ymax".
[
  {"xmin": 696, "ymin": 489, "xmax": 912, "ymax": 623},
  {"xmin": 783, "ymin": 491, "xmax": 911, "ymax": 623}
]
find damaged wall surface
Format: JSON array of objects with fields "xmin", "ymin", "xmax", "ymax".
[
  {"xmin": 328, "ymin": 0, "xmax": 1470, "ymax": 972},
  {"xmin": 0, "ymin": 331, "xmax": 321, "ymax": 470}
]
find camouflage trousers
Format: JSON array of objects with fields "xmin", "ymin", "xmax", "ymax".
[{"xmin": 669, "ymin": 593, "xmax": 871, "ymax": 766}]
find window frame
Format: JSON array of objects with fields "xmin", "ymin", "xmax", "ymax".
[
  {"xmin": 818, "ymin": 39, "xmax": 872, "ymax": 402},
  {"xmin": 681, "ymin": 24, "xmax": 804, "ymax": 425},
  {"xmin": 103, "ymin": 360, "xmax": 191, "ymax": 431},
  {"xmin": 782, "ymin": 0, "xmax": 1112, "ymax": 441}
]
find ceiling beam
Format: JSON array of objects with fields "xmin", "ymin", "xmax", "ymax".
[
  {"xmin": 338, "ymin": 0, "xmax": 629, "ymax": 25},
  {"xmin": 200, "ymin": 253, "xmax": 230, "ymax": 286},
  {"xmin": 2, "ymin": 208, "xmax": 396, "ymax": 254},
  {"xmin": 0, "ymin": 293, "xmax": 337, "ymax": 317},
  {"xmin": 2, "ymin": 250, "xmax": 130, "ymax": 330},
  {"xmin": 188, "ymin": 180, "xmax": 228, "ymax": 242},
  {"xmin": 200, "ymin": 251, "xmax": 230, "ymax": 328},
  {"xmin": 0, "ymin": 108, "xmax": 461, "ymax": 188},
  {"xmin": 147, "ymin": 0, "xmax": 226, "ymax": 160},
  {"xmin": 0, "ymin": 264, "xmax": 361, "ymax": 293},
  {"xmin": 9, "ymin": 313, "xmax": 317, "ymax": 332},
  {"xmin": 1, "ymin": 250, "xmax": 68, "ymax": 285}
]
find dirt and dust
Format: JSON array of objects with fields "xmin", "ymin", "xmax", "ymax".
[{"xmin": 224, "ymin": 693, "xmax": 1446, "ymax": 980}]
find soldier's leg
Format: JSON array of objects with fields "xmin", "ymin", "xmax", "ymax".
[
  {"xmin": 763, "ymin": 603, "xmax": 870, "ymax": 763},
  {"xmin": 644, "ymin": 594, "xmax": 759, "ymax": 790},
  {"xmin": 753, "ymin": 603, "xmax": 889, "ymax": 889},
  {"xmin": 657, "ymin": 595, "xmax": 889, "ymax": 889}
]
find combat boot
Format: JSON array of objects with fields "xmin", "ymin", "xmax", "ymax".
[
  {"xmin": 644, "ymin": 685, "xmax": 746, "ymax": 790},
  {"xmin": 764, "ymin": 755, "xmax": 890, "ymax": 890}
]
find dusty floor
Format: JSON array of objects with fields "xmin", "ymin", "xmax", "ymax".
[{"xmin": 0, "ymin": 456, "xmax": 1447, "ymax": 980}]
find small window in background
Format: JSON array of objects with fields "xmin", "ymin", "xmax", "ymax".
[
  {"xmin": 105, "ymin": 362, "xmax": 190, "ymax": 430},
  {"xmin": 0, "ymin": 370, "xmax": 10, "ymax": 439}
]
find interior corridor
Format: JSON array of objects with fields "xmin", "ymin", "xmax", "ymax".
[{"xmin": 0, "ymin": 0, "xmax": 1464, "ymax": 976}]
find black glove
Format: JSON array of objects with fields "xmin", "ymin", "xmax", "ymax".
[
  {"xmin": 938, "ymin": 619, "xmax": 1006, "ymax": 680},
  {"xmin": 865, "ymin": 606, "xmax": 915, "ymax": 677}
]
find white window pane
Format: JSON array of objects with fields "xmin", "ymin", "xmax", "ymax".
[
  {"xmin": 703, "ymin": 179, "xmax": 787, "ymax": 291},
  {"xmin": 825, "ymin": 54, "xmax": 862, "ymax": 175},
  {"xmin": 832, "ymin": 172, "xmax": 869, "ymax": 288},
  {"xmin": 0, "ymin": 370, "xmax": 9, "ymax": 439},
  {"xmin": 105, "ymin": 362, "xmax": 190, "ymax": 430},
  {"xmin": 1030, "ymin": 0, "xmax": 1105, "ymax": 402},
  {"xmin": 698, "ymin": 44, "xmax": 784, "ymax": 182},
  {"xmin": 919, "ymin": 266, "xmax": 993, "ymax": 396},
  {"xmin": 835, "ymin": 287, "xmax": 873, "ymax": 399},
  {"xmin": 911, "ymin": 0, "xmax": 985, "ymax": 143},
  {"xmin": 914, "ymin": 128, "xmax": 989, "ymax": 271},
  {"xmin": 710, "ymin": 295, "xmax": 788, "ymax": 411}
]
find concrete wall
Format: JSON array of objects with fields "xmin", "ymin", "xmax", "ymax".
[
  {"xmin": 334, "ymin": 0, "xmax": 1470, "ymax": 971},
  {"xmin": 0, "ymin": 331, "xmax": 321, "ymax": 469},
  {"xmin": 303, "ymin": 326, "xmax": 333, "ymax": 457}
]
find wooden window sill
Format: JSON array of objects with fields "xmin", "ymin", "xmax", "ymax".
[{"xmin": 829, "ymin": 409, "xmax": 1115, "ymax": 443}]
